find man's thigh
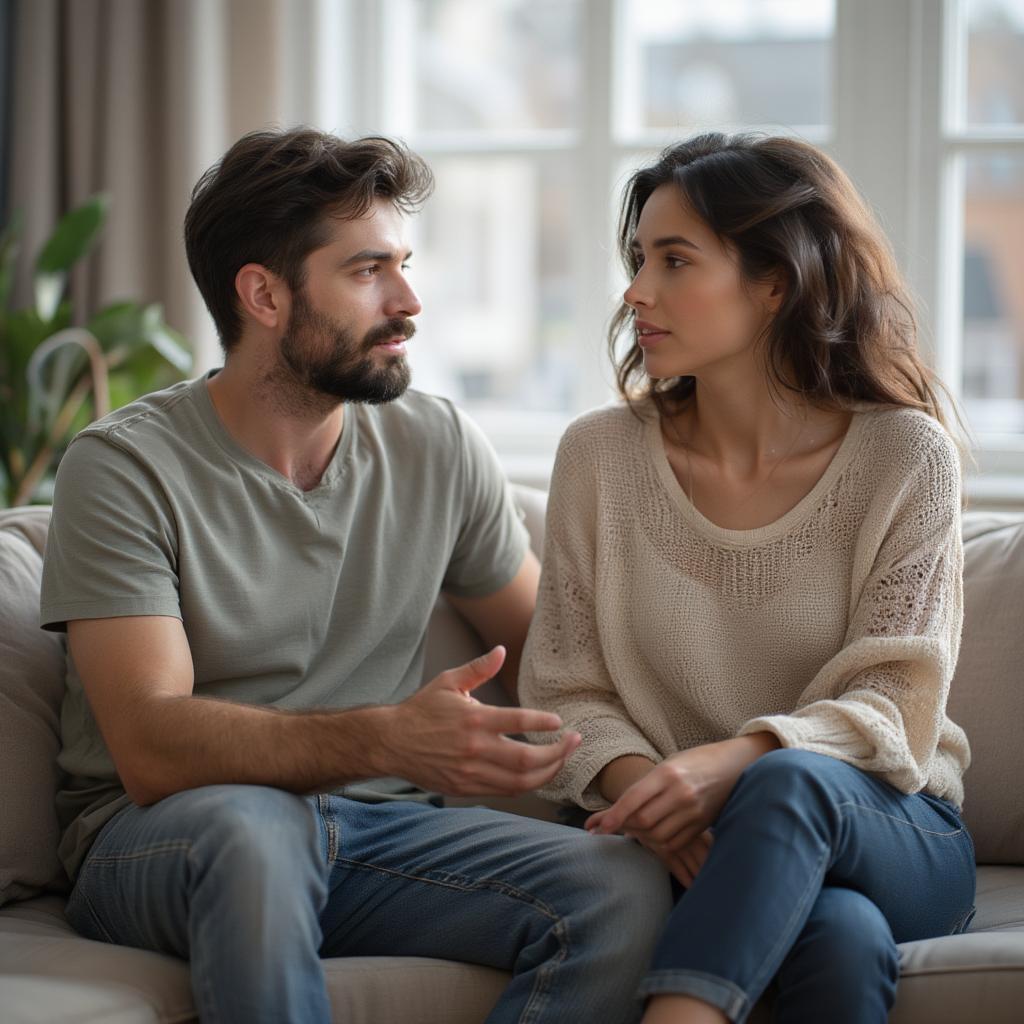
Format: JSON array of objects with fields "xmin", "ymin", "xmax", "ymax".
[
  {"xmin": 66, "ymin": 784, "xmax": 322, "ymax": 955},
  {"xmin": 315, "ymin": 796, "xmax": 652, "ymax": 966}
]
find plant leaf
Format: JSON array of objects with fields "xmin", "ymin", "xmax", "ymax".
[{"xmin": 36, "ymin": 194, "xmax": 109, "ymax": 275}]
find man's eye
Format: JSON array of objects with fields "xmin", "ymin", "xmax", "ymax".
[{"xmin": 356, "ymin": 265, "xmax": 381, "ymax": 277}]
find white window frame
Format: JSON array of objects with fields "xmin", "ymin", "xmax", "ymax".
[{"xmin": 295, "ymin": 0, "xmax": 1024, "ymax": 503}]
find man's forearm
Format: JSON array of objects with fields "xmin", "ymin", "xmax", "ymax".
[{"xmin": 123, "ymin": 694, "xmax": 395, "ymax": 805}]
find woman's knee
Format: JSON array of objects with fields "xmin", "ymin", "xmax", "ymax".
[{"xmin": 782, "ymin": 888, "xmax": 899, "ymax": 1002}]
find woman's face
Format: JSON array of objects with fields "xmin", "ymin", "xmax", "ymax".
[{"xmin": 623, "ymin": 184, "xmax": 779, "ymax": 381}]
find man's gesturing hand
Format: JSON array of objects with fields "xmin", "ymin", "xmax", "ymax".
[{"xmin": 381, "ymin": 646, "xmax": 581, "ymax": 796}]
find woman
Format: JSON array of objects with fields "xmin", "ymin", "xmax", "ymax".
[{"xmin": 518, "ymin": 133, "xmax": 976, "ymax": 1024}]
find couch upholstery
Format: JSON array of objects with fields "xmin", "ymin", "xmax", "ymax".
[{"xmin": 1, "ymin": 495, "xmax": 1022, "ymax": 1023}]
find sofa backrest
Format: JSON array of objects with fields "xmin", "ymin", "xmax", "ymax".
[
  {"xmin": 947, "ymin": 513, "xmax": 1024, "ymax": 864},
  {"xmin": 1, "ymin": 498, "xmax": 1021, "ymax": 909}
]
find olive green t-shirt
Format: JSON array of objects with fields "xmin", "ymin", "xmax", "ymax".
[{"xmin": 40, "ymin": 371, "xmax": 529, "ymax": 881}]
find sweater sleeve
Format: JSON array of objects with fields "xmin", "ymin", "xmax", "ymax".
[
  {"xmin": 519, "ymin": 421, "xmax": 662, "ymax": 809},
  {"xmin": 738, "ymin": 422, "xmax": 965, "ymax": 794}
]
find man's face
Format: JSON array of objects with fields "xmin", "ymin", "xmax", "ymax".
[{"xmin": 279, "ymin": 198, "xmax": 421, "ymax": 404}]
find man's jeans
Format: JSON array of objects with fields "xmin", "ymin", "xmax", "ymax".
[
  {"xmin": 639, "ymin": 749, "xmax": 977, "ymax": 1024},
  {"xmin": 65, "ymin": 786, "xmax": 673, "ymax": 1023}
]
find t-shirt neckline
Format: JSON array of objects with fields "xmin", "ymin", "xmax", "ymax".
[
  {"xmin": 645, "ymin": 402, "xmax": 869, "ymax": 546},
  {"xmin": 189, "ymin": 369, "xmax": 355, "ymax": 498}
]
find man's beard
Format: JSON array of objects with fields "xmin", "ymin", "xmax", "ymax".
[{"xmin": 279, "ymin": 290, "xmax": 413, "ymax": 405}]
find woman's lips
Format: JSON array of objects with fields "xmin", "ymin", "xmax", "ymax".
[{"xmin": 636, "ymin": 329, "xmax": 670, "ymax": 348}]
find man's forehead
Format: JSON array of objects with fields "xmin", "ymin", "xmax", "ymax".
[{"xmin": 320, "ymin": 200, "xmax": 410, "ymax": 254}]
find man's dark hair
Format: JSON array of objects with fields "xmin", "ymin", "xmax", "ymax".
[{"xmin": 184, "ymin": 127, "xmax": 434, "ymax": 352}]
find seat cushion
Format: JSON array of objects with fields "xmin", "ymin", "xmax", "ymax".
[
  {"xmin": 0, "ymin": 507, "xmax": 69, "ymax": 906},
  {"xmin": 950, "ymin": 513, "xmax": 1024, "ymax": 864},
  {"xmin": 3, "ymin": 866, "xmax": 1023, "ymax": 1024}
]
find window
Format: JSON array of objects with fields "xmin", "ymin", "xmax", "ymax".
[{"xmin": 299, "ymin": 0, "xmax": 1024, "ymax": 494}]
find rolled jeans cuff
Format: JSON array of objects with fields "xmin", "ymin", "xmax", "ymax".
[{"xmin": 638, "ymin": 968, "xmax": 748, "ymax": 1023}]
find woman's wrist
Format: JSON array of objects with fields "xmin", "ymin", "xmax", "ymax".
[{"xmin": 596, "ymin": 754, "xmax": 657, "ymax": 803}]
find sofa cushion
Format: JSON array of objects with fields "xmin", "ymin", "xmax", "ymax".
[
  {"xmin": 0, "ymin": 507, "xmax": 69, "ymax": 906},
  {"xmin": 949, "ymin": 514, "xmax": 1024, "ymax": 864}
]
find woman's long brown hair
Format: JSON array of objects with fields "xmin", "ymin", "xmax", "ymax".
[{"xmin": 610, "ymin": 132, "xmax": 966, "ymax": 447}]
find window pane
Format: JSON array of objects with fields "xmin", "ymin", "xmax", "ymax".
[
  {"xmin": 406, "ymin": 157, "xmax": 576, "ymax": 412},
  {"xmin": 413, "ymin": 0, "xmax": 581, "ymax": 134},
  {"xmin": 962, "ymin": 153, "xmax": 1024, "ymax": 433},
  {"xmin": 966, "ymin": 0, "xmax": 1024, "ymax": 127},
  {"xmin": 618, "ymin": 0, "xmax": 834, "ymax": 134}
]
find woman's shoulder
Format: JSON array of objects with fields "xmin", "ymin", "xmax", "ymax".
[
  {"xmin": 849, "ymin": 406, "xmax": 963, "ymax": 523},
  {"xmin": 558, "ymin": 398, "xmax": 653, "ymax": 456},
  {"xmin": 855, "ymin": 404, "xmax": 961, "ymax": 478}
]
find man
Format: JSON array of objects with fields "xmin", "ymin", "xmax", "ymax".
[{"xmin": 40, "ymin": 128, "xmax": 671, "ymax": 1023}]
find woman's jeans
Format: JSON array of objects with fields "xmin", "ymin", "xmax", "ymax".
[
  {"xmin": 639, "ymin": 749, "xmax": 976, "ymax": 1024},
  {"xmin": 65, "ymin": 786, "xmax": 672, "ymax": 1024}
]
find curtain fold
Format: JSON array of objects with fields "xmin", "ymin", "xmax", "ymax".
[{"xmin": 6, "ymin": 0, "xmax": 311, "ymax": 373}]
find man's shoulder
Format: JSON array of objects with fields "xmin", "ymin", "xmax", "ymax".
[{"xmin": 72, "ymin": 376, "xmax": 204, "ymax": 460}]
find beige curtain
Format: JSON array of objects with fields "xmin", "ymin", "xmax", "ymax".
[{"xmin": 7, "ymin": 0, "xmax": 315, "ymax": 372}]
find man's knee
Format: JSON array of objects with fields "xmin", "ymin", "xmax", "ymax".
[{"xmin": 179, "ymin": 785, "xmax": 321, "ymax": 880}]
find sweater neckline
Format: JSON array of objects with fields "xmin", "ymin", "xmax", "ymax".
[{"xmin": 644, "ymin": 403, "xmax": 869, "ymax": 546}]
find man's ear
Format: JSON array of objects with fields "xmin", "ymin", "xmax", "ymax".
[{"xmin": 235, "ymin": 263, "xmax": 289, "ymax": 330}]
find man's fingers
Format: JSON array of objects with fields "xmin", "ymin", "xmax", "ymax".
[
  {"xmin": 441, "ymin": 646, "xmax": 507, "ymax": 695},
  {"xmin": 485, "ymin": 732, "xmax": 580, "ymax": 773},
  {"xmin": 482, "ymin": 705, "xmax": 564, "ymax": 735}
]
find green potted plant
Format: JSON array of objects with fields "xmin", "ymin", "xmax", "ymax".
[{"xmin": 0, "ymin": 194, "xmax": 191, "ymax": 507}]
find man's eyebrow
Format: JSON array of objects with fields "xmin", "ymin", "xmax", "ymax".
[
  {"xmin": 339, "ymin": 248, "xmax": 413, "ymax": 267},
  {"xmin": 629, "ymin": 235, "xmax": 701, "ymax": 252}
]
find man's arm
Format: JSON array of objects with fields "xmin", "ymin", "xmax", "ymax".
[
  {"xmin": 444, "ymin": 550, "xmax": 540, "ymax": 702},
  {"xmin": 69, "ymin": 611, "xmax": 578, "ymax": 806}
]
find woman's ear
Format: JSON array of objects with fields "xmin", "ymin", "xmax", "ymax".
[{"xmin": 764, "ymin": 270, "xmax": 787, "ymax": 314}]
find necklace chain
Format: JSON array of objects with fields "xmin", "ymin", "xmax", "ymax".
[{"xmin": 662, "ymin": 411, "xmax": 808, "ymax": 513}]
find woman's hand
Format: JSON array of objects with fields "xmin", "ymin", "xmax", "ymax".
[
  {"xmin": 632, "ymin": 828, "xmax": 714, "ymax": 888},
  {"xmin": 585, "ymin": 734, "xmax": 781, "ymax": 852}
]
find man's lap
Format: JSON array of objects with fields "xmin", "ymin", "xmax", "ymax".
[{"xmin": 67, "ymin": 784, "xmax": 662, "ymax": 967}]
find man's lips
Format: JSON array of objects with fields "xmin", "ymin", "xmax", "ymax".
[{"xmin": 374, "ymin": 336, "xmax": 407, "ymax": 352}]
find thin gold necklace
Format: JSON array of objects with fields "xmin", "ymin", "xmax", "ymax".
[{"xmin": 663, "ymin": 411, "xmax": 808, "ymax": 512}]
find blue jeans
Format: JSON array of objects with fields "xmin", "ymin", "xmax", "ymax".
[
  {"xmin": 65, "ymin": 785, "xmax": 672, "ymax": 1023},
  {"xmin": 639, "ymin": 749, "xmax": 976, "ymax": 1023}
]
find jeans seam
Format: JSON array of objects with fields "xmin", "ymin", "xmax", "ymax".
[
  {"xmin": 81, "ymin": 840, "xmax": 194, "ymax": 865},
  {"xmin": 73, "ymin": 883, "xmax": 117, "ymax": 945},
  {"xmin": 834, "ymin": 801, "xmax": 966, "ymax": 837},
  {"xmin": 746, "ymin": 840, "xmax": 830, "ymax": 1002},
  {"xmin": 334, "ymin": 856, "xmax": 567, "ymax": 1024}
]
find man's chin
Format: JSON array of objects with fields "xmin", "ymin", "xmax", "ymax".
[{"xmin": 313, "ymin": 364, "xmax": 411, "ymax": 405}]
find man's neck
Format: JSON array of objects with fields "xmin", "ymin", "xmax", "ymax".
[{"xmin": 206, "ymin": 359, "xmax": 345, "ymax": 492}]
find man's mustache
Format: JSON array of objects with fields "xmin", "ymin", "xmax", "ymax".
[{"xmin": 363, "ymin": 319, "xmax": 416, "ymax": 349}]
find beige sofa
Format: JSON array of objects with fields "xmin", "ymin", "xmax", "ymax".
[{"xmin": 1, "ymin": 493, "xmax": 1022, "ymax": 1023}]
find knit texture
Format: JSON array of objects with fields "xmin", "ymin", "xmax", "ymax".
[{"xmin": 519, "ymin": 400, "xmax": 970, "ymax": 811}]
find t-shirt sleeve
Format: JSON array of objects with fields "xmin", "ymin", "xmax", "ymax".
[
  {"xmin": 441, "ymin": 407, "xmax": 530, "ymax": 598},
  {"xmin": 738, "ymin": 422, "xmax": 965, "ymax": 795},
  {"xmin": 40, "ymin": 433, "xmax": 181, "ymax": 631}
]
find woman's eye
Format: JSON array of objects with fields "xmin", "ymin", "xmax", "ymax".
[{"xmin": 666, "ymin": 256, "xmax": 688, "ymax": 269}]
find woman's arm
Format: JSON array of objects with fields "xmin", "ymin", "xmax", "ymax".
[
  {"xmin": 519, "ymin": 421, "xmax": 662, "ymax": 809},
  {"xmin": 737, "ymin": 424, "xmax": 965, "ymax": 795}
]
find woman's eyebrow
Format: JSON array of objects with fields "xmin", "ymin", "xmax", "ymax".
[{"xmin": 630, "ymin": 235, "xmax": 701, "ymax": 253}]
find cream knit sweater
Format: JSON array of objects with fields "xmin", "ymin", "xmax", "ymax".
[{"xmin": 519, "ymin": 399, "xmax": 970, "ymax": 811}]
